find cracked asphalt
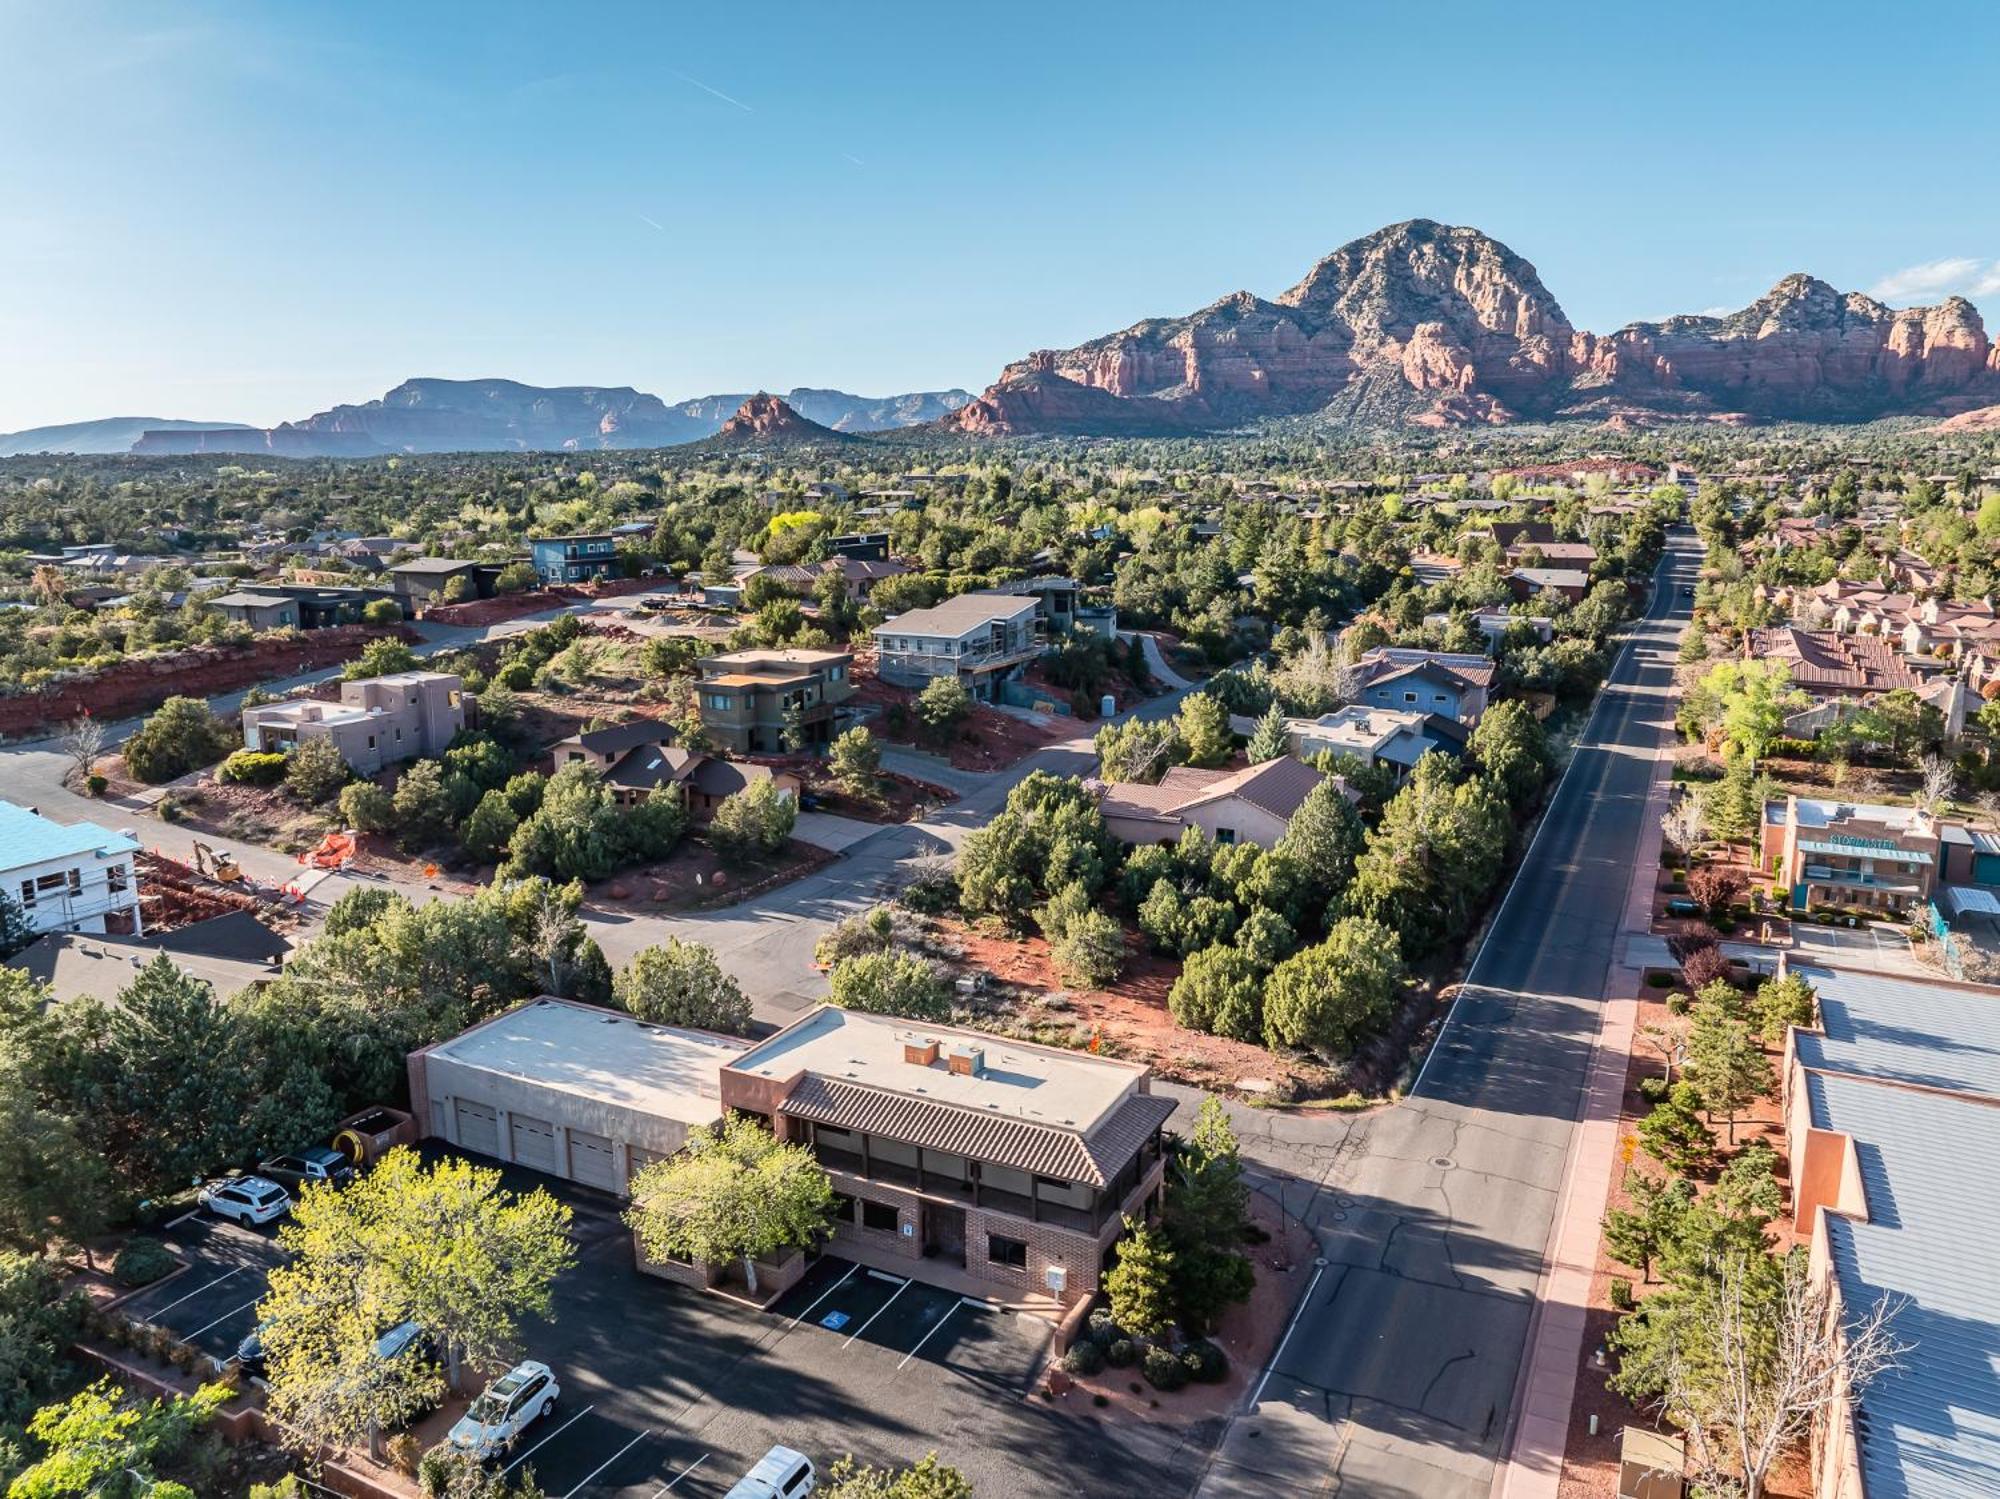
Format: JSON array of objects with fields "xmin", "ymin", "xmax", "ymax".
[{"xmin": 1193, "ymin": 527, "xmax": 1702, "ymax": 1499}]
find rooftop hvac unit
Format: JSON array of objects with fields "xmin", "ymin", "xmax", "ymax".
[{"xmin": 946, "ymin": 1044, "xmax": 985, "ymax": 1078}]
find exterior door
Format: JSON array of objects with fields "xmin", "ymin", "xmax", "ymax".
[
  {"xmin": 509, "ymin": 1114, "xmax": 559, "ymax": 1173},
  {"xmin": 454, "ymin": 1100, "xmax": 499, "ymax": 1157},
  {"xmin": 568, "ymin": 1131, "xmax": 619, "ymax": 1193},
  {"xmin": 924, "ymin": 1203, "xmax": 967, "ymax": 1266}
]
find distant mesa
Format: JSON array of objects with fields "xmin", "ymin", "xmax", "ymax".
[
  {"xmin": 951, "ymin": 218, "xmax": 2000, "ymax": 435},
  {"xmin": 0, "ymin": 416, "xmax": 253, "ymax": 457}
]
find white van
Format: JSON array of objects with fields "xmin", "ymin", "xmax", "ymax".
[{"xmin": 724, "ymin": 1446, "xmax": 816, "ymax": 1499}]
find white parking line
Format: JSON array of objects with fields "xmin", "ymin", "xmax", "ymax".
[
  {"xmin": 183, "ymin": 1295, "xmax": 264, "ymax": 1342},
  {"xmin": 163, "ymin": 1208, "xmax": 202, "ymax": 1230},
  {"xmin": 895, "ymin": 1296, "xmax": 971, "ymax": 1369},
  {"xmin": 140, "ymin": 1267, "xmax": 241, "ymax": 1319},
  {"xmin": 503, "ymin": 1404, "xmax": 595, "ymax": 1474},
  {"xmin": 561, "ymin": 1429, "xmax": 651, "ymax": 1499},
  {"xmin": 786, "ymin": 1263, "xmax": 858, "ymax": 1329},
  {"xmin": 650, "ymin": 1454, "xmax": 709, "ymax": 1495},
  {"xmin": 844, "ymin": 1277, "xmax": 911, "ymax": 1346}
]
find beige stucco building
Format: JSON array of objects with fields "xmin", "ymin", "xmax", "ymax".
[{"xmin": 241, "ymin": 671, "xmax": 465, "ymax": 775}]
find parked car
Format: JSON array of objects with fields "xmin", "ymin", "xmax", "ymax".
[
  {"xmin": 725, "ymin": 1447, "xmax": 817, "ymax": 1499},
  {"xmin": 257, "ymin": 1147, "xmax": 357, "ymax": 1194},
  {"xmin": 199, "ymin": 1175, "xmax": 292, "ymax": 1226},
  {"xmin": 240, "ymin": 1318, "xmax": 437, "ymax": 1397},
  {"xmin": 237, "ymin": 1322, "xmax": 271, "ymax": 1377},
  {"xmin": 447, "ymin": 1360, "xmax": 559, "ymax": 1460},
  {"xmin": 1665, "ymin": 897, "xmax": 1703, "ymax": 917}
]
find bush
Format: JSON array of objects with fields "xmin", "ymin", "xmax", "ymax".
[
  {"xmin": 1182, "ymin": 1338, "xmax": 1228, "ymax": 1383},
  {"xmin": 362, "ymin": 598, "xmax": 404, "ymax": 625},
  {"xmin": 339, "ymin": 779, "xmax": 394, "ymax": 833},
  {"xmin": 112, "ymin": 1237, "xmax": 177, "ymax": 1288},
  {"xmin": 85, "ymin": 772, "xmax": 108, "ymax": 796},
  {"xmin": 217, "ymin": 748, "xmax": 287, "ymax": 786},
  {"xmin": 828, "ymin": 951, "xmax": 951, "ymax": 1022},
  {"xmin": 708, "ymin": 778, "xmax": 797, "ymax": 864},
  {"xmin": 1062, "ymin": 1340, "xmax": 1106, "ymax": 1376},
  {"xmin": 1105, "ymin": 1338, "xmax": 1137, "ymax": 1368},
  {"xmin": 1086, "ymin": 1308, "xmax": 1124, "ymax": 1347},
  {"xmin": 1608, "ymin": 1277, "xmax": 1635, "ymax": 1311},
  {"xmin": 1637, "ymin": 1075, "xmax": 1670, "ymax": 1106},
  {"xmin": 124, "ymin": 696, "xmax": 234, "ymax": 783},
  {"xmin": 1142, "ymin": 1343, "xmax": 1189, "ymax": 1391},
  {"xmin": 284, "ymin": 735, "xmax": 351, "ymax": 804}
]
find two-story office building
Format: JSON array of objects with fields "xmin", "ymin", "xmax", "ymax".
[
  {"xmin": 871, "ymin": 591, "xmax": 1044, "ymax": 700},
  {"xmin": 1761, "ymin": 797, "xmax": 1945, "ymax": 915},
  {"xmin": 241, "ymin": 671, "xmax": 466, "ymax": 775},
  {"xmin": 721, "ymin": 1007, "xmax": 1175, "ymax": 1308},
  {"xmin": 531, "ymin": 534, "xmax": 619, "ymax": 585},
  {"xmin": 694, "ymin": 648, "xmax": 854, "ymax": 755},
  {"xmin": 0, "ymin": 801, "xmax": 142, "ymax": 938}
]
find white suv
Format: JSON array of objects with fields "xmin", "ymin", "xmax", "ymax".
[
  {"xmin": 726, "ymin": 1446, "xmax": 816, "ymax": 1499},
  {"xmin": 447, "ymin": 1361, "xmax": 559, "ymax": 1459},
  {"xmin": 199, "ymin": 1175, "xmax": 292, "ymax": 1226}
]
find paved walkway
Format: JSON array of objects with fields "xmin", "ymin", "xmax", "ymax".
[
  {"xmin": 1124, "ymin": 630, "xmax": 1195, "ymax": 691},
  {"xmin": 788, "ymin": 811, "xmax": 884, "ymax": 854}
]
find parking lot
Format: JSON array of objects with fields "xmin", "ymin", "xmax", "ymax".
[{"xmin": 115, "ymin": 1153, "xmax": 1204, "ymax": 1498}]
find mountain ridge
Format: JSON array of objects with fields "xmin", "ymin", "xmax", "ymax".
[{"xmin": 0, "ymin": 416, "xmax": 254, "ymax": 457}]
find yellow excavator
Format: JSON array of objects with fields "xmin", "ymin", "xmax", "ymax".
[{"xmin": 189, "ymin": 840, "xmax": 244, "ymax": 884}]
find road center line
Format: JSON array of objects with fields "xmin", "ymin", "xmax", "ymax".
[
  {"xmin": 787, "ymin": 1263, "xmax": 858, "ymax": 1329},
  {"xmin": 651, "ymin": 1454, "xmax": 709, "ymax": 1495},
  {"xmin": 561, "ymin": 1429, "xmax": 651, "ymax": 1499},
  {"xmin": 895, "ymin": 1296, "xmax": 966, "ymax": 1369},
  {"xmin": 503, "ymin": 1403, "xmax": 595, "ymax": 1473},
  {"xmin": 845, "ymin": 1277, "xmax": 911, "ymax": 1346}
]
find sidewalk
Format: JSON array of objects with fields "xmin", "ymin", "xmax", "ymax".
[{"xmin": 1490, "ymin": 694, "xmax": 1674, "ymax": 1499}]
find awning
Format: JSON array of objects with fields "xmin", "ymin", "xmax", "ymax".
[{"xmin": 1944, "ymin": 885, "xmax": 2000, "ymax": 917}]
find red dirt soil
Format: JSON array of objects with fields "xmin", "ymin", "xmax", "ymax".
[
  {"xmin": 421, "ymin": 574, "xmax": 655, "ymax": 628},
  {"xmin": 848, "ymin": 649, "xmax": 1077, "ymax": 772}
]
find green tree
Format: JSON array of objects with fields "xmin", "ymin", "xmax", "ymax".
[
  {"xmin": 1102, "ymin": 1218, "xmax": 1177, "ymax": 1338},
  {"xmin": 1167, "ymin": 945, "xmax": 1263, "ymax": 1041},
  {"xmin": 1244, "ymin": 703, "xmax": 1289, "ymax": 764},
  {"xmin": 1683, "ymin": 999, "xmax": 1770, "ymax": 1144},
  {"xmin": 1601, "ymin": 1171, "xmax": 1694, "ymax": 1283},
  {"xmin": 493, "ymin": 560, "xmax": 540, "ymax": 595},
  {"xmin": 458, "ymin": 790, "xmax": 519, "ymax": 863},
  {"xmin": 1343, "ymin": 754, "xmax": 1510, "ymax": 957},
  {"xmin": 391, "ymin": 760, "xmax": 459, "ymax": 850},
  {"xmin": 1468, "ymin": 699, "xmax": 1552, "ymax": 803},
  {"xmin": 1699, "ymin": 753, "xmax": 1769, "ymax": 844},
  {"xmin": 1176, "ymin": 692, "xmax": 1234, "ymax": 768},
  {"xmin": 283, "ymin": 735, "xmax": 350, "ymax": 805},
  {"xmin": 827, "ymin": 951, "xmax": 950, "ymax": 1022},
  {"xmin": 828, "ymin": 726, "xmax": 882, "ymax": 800},
  {"xmin": 8, "ymin": 1378, "xmax": 229, "ymax": 1499},
  {"xmin": 707, "ymin": 778, "xmax": 797, "ymax": 863},
  {"xmin": 915, "ymin": 676, "xmax": 972, "ymax": 742},
  {"xmin": 0, "ymin": 1253, "xmax": 86, "ymax": 1434},
  {"xmin": 614, "ymin": 940, "xmax": 751, "ymax": 1033},
  {"xmin": 1094, "ymin": 718, "xmax": 1183, "ymax": 784},
  {"xmin": 1262, "ymin": 916, "xmax": 1405, "ymax": 1054},
  {"xmin": 818, "ymin": 1454, "xmax": 972, "ymax": 1499},
  {"xmin": 264, "ymin": 1148, "xmax": 573, "ymax": 1396},
  {"xmin": 1163, "ymin": 1097, "xmax": 1255, "ymax": 1331},
  {"xmin": 1272, "ymin": 778, "xmax": 1366, "ymax": 925},
  {"xmin": 122, "ymin": 695, "xmax": 234, "ymax": 783},
  {"xmin": 361, "ymin": 597, "xmax": 404, "ymax": 625},
  {"xmin": 0, "ymin": 892, "xmax": 34, "ymax": 962},
  {"xmin": 0, "ymin": 1069, "xmax": 111, "ymax": 1256},
  {"xmin": 1036, "ymin": 883, "xmax": 1125, "ymax": 989},
  {"xmin": 343, "ymin": 637, "xmax": 419, "ymax": 681},
  {"xmin": 624, "ymin": 1116, "xmax": 833, "ymax": 1296},
  {"xmin": 1683, "ymin": 660, "xmax": 1803, "ymax": 762},
  {"xmin": 1636, "ymin": 1081, "xmax": 1714, "ymax": 1173},
  {"xmin": 339, "ymin": 779, "xmax": 395, "ymax": 834},
  {"xmin": 1752, "ymin": 971, "xmax": 1815, "ymax": 1046}
]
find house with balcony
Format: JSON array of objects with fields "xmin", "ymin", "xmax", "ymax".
[
  {"xmin": 530, "ymin": 534, "xmax": 618, "ymax": 586},
  {"xmin": 1350, "ymin": 647, "xmax": 1496, "ymax": 725},
  {"xmin": 720, "ymin": 1006, "xmax": 1174, "ymax": 1309},
  {"xmin": 241, "ymin": 671, "xmax": 465, "ymax": 776},
  {"xmin": 1760, "ymin": 796, "xmax": 1946, "ymax": 915},
  {"xmin": 694, "ymin": 648, "xmax": 853, "ymax": 754},
  {"xmin": 0, "ymin": 801, "xmax": 142, "ymax": 939},
  {"xmin": 871, "ymin": 591, "xmax": 1044, "ymax": 700}
]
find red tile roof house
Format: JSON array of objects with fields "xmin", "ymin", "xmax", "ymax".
[
  {"xmin": 718, "ymin": 1006, "xmax": 1175, "ymax": 1313},
  {"xmin": 1095, "ymin": 755, "xmax": 1330, "ymax": 849},
  {"xmin": 1746, "ymin": 628, "xmax": 1922, "ymax": 698}
]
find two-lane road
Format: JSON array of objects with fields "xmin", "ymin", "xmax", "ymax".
[{"xmin": 1201, "ymin": 527, "xmax": 1703, "ymax": 1499}]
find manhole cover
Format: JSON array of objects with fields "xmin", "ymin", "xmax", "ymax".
[{"xmin": 1431, "ymin": 1156, "xmax": 1457, "ymax": 1169}]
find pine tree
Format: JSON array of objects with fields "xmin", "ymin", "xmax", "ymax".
[
  {"xmin": 1103, "ymin": 1218, "xmax": 1177, "ymax": 1338},
  {"xmin": 1245, "ymin": 704, "xmax": 1289, "ymax": 764}
]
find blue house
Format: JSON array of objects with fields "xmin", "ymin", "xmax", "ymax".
[{"xmin": 530, "ymin": 534, "xmax": 618, "ymax": 585}]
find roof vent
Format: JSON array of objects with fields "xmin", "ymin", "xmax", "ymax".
[{"xmin": 946, "ymin": 1044, "xmax": 984, "ymax": 1078}]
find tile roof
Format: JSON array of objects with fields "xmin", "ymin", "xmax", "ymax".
[
  {"xmin": 1098, "ymin": 758, "xmax": 1325, "ymax": 825},
  {"xmin": 1749, "ymin": 627, "xmax": 1920, "ymax": 694},
  {"xmin": 569, "ymin": 719, "xmax": 678, "ymax": 756},
  {"xmin": 781, "ymin": 1074, "xmax": 1175, "ymax": 1188}
]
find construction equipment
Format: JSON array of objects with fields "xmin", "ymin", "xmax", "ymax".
[{"xmin": 189, "ymin": 840, "xmax": 244, "ymax": 884}]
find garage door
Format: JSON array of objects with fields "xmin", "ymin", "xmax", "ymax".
[
  {"xmin": 568, "ymin": 1132, "xmax": 620, "ymax": 1193},
  {"xmin": 627, "ymin": 1145, "xmax": 666, "ymax": 1189},
  {"xmin": 454, "ymin": 1100, "xmax": 499, "ymax": 1157},
  {"xmin": 510, "ymin": 1114, "xmax": 559, "ymax": 1174}
]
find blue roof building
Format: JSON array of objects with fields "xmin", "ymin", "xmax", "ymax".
[{"xmin": 530, "ymin": 534, "xmax": 618, "ymax": 586}]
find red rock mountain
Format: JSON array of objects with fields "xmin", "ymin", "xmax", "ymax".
[
  {"xmin": 709, "ymin": 393, "xmax": 853, "ymax": 446},
  {"xmin": 953, "ymin": 220, "xmax": 2000, "ymax": 434}
]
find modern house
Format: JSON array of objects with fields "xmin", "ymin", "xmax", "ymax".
[
  {"xmin": 1774, "ymin": 962, "xmax": 2000, "ymax": 1499},
  {"xmin": 530, "ymin": 534, "xmax": 618, "ymax": 586},
  {"xmin": 1507, "ymin": 566, "xmax": 1591, "ymax": 603},
  {"xmin": 387, "ymin": 557, "xmax": 485, "ymax": 604},
  {"xmin": 694, "ymin": 648, "xmax": 854, "ymax": 755},
  {"xmin": 1350, "ymin": 647, "xmax": 1496, "ymax": 725},
  {"xmin": 1759, "ymin": 797, "xmax": 1946, "ymax": 915},
  {"xmin": 0, "ymin": 801, "xmax": 142, "ymax": 939},
  {"xmin": 1097, "ymin": 756, "xmax": 1334, "ymax": 849},
  {"xmin": 872, "ymin": 591, "xmax": 1044, "ymax": 699},
  {"xmin": 720, "ymin": 1006, "xmax": 1174, "ymax": 1309},
  {"xmin": 1273, "ymin": 705, "xmax": 1468, "ymax": 776},
  {"xmin": 209, "ymin": 591, "xmax": 302, "ymax": 631},
  {"xmin": 210, "ymin": 583, "xmax": 401, "ymax": 631},
  {"xmin": 241, "ymin": 671, "xmax": 465, "ymax": 775}
]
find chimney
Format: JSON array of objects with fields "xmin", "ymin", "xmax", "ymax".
[
  {"xmin": 903, "ymin": 1037, "xmax": 940, "ymax": 1067},
  {"xmin": 946, "ymin": 1044, "xmax": 984, "ymax": 1078}
]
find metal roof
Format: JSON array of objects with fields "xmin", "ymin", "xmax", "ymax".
[
  {"xmin": 1805, "ymin": 1071, "xmax": 2000, "ymax": 1499},
  {"xmin": 0, "ymin": 801, "xmax": 140, "ymax": 872},
  {"xmin": 1790, "ymin": 964, "xmax": 2000, "ymax": 1102}
]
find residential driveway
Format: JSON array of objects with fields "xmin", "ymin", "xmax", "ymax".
[{"xmin": 788, "ymin": 812, "xmax": 885, "ymax": 855}]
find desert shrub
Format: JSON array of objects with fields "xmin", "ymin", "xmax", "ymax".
[
  {"xmin": 217, "ymin": 749, "xmax": 288, "ymax": 786},
  {"xmin": 112, "ymin": 1237, "xmax": 177, "ymax": 1288},
  {"xmin": 1105, "ymin": 1338, "xmax": 1137, "ymax": 1368},
  {"xmin": 283, "ymin": 736, "xmax": 351, "ymax": 804},
  {"xmin": 1062, "ymin": 1340, "xmax": 1106, "ymax": 1376},
  {"xmin": 1637, "ymin": 1075, "xmax": 1670, "ymax": 1106},
  {"xmin": 1142, "ymin": 1343, "xmax": 1189, "ymax": 1391},
  {"xmin": 1086, "ymin": 1308, "xmax": 1124, "ymax": 1346},
  {"xmin": 1608, "ymin": 1277, "xmax": 1634, "ymax": 1311},
  {"xmin": 85, "ymin": 772, "xmax": 107, "ymax": 796},
  {"xmin": 125, "ymin": 696, "xmax": 234, "ymax": 783},
  {"xmin": 1182, "ymin": 1338, "xmax": 1228, "ymax": 1382}
]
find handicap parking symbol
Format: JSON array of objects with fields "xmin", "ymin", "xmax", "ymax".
[{"xmin": 820, "ymin": 1310, "xmax": 850, "ymax": 1331}]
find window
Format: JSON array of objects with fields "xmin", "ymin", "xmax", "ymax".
[
  {"xmin": 861, "ymin": 1199, "xmax": 899, "ymax": 1233},
  {"xmin": 106, "ymin": 864, "xmax": 128, "ymax": 894},
  {"xmin": 988, "ymin": 1235, "xmax": 1028, "ymax": 1269},
  {"xmin": 1403, "ymin": 691, "xmax": 1418, "ymax": 704},
  {"xmin": 65, "ymin": 869, "xmax": 81, "ymax": 896},
  {"xmin": 830, "ymin": 1193, "xmax": 856, "ymax": 1223},
  {"xmin": 1215, "ymin": 828, "xmax": 1236, "ymax": 845}
]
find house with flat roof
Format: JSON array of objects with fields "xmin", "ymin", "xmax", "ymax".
[
  {"xmin": 0, "ymin": 802, "xmax": 142, "ymax": 940},
  {"xmin": 1272, "ymin": 705, "xmax": 1468, "ymax": 776},
  {"xmin": 530, "ymin": 534, "xmax": 618, "ymax": 586},
  {"xmin": 241, "ymin": 671, "xmax": 464, "ymax": 775},
  {"xmin": 1774, "ymin": 961, "xmax": 2000, "ymax": 1499},
  {"xmin": 6, "ymin": 911, "xmax": 289, "ymax": 1006},
  {"xmin": 387, "ymin": 556, "xmax": 484, "ymax": 603},
  {"xmin": 722, "ymin": 1006, "xmax": 1174, "ymax": 1309},
  {"xmin": 409, "ymin": 996, "xmax": 746, "ymax": 1197},
  {"xmin": 693, "ymin": 647, "xmax": 853, "ymax": 754},
  {"xmin": 871, "ymin": 591, "xmax": 1044, "ymax": 699},
  {"xmin": 1097, "ymin": 756, "xmax": 1334, "ymax": 849}
]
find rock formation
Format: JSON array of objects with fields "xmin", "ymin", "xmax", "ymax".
[
  {"xmin": 953, "ymin": 220, "xmax": 2000, "ymax": 434},
  {"xmin": 705, "ymin": 393, "xmax": 855, "ymax": 448}
]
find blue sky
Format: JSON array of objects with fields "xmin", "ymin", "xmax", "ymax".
[{"xmin": 3, "ymin": 0, "xmax": 1997, "ymax": 430}]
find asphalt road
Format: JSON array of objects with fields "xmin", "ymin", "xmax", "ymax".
[{"xmin": 1198, "ymin": 527, "xmax": 1704, "ymax": 1499}]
